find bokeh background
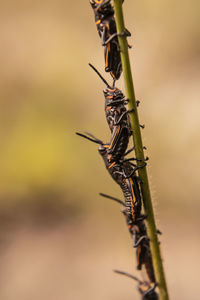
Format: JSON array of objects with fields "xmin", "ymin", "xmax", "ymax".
[{"xmin": 0, "ymin": 1, "xmax": 200, "ymax": 299}]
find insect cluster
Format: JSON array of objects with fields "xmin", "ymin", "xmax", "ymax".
[{"xmin": 76, "ymin": 1, "xmax": 159, "ymax": 299}]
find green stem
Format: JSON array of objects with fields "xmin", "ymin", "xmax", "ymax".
[{"xmin": 113, "ymin": 1, "xmax": 169, "ymax": 299}]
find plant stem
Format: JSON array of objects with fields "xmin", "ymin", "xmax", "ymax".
[{"xmin": 113, "ymin": 1, "xmax": 169, "ymax": 299}]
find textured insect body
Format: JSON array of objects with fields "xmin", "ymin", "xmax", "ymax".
[
  {"xmin": 104, "ymin": 87, "xmax": 132, "ymax": 160},
  {"xmin": 121, "ymin": 159, "xmax": 145, "ymax": 223},
  {"xmin": 99, "ymin": 191, "xmax": 155, "ymax": 284},
  {"xmin": 104, "ymin": 87, "xmax": 132, "ymax": 163},
  {"xmin": 103, "ymin": 18, "xmax": 122, "ymax": 80},
  {"xmin": 76, "ymin": 132, "xmax": 143, "ymax": 225},
  {"xmin": 144, "ymin": 249, "xmax": 156, "ymax": 284},
  {"xmin": 98, "ymin": 145, "xmax": 143, "ymax": 224},
  {"xmin": 90, "ymin": 0, "xmax": 122, "ymax": 80},
  {"xmin": 89, "ymin": 64, "xmax": 132, "ymax": 163},
  {"xmin": 134, "ymin": 221, "xmax": 156, "ymax": 283},
  {"xmin": 76, "ymin": 132, "xmax": 125, "ymax": 184},
  {"xmin": 122, "ymin": 218, "xmax": 154, "ymax": 280},
  {"xmin": 98, "ymin": 143, "xmax": 125, "ymax": 184},
  {"xmin": 90, "ymin": 0, "xmax": 113, "ymax": 14},
  {"xmin": 120, "ymin": 176, "xmax": 141, "ymax": 223}
]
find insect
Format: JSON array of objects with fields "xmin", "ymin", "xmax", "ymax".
[
  {"xmin": 76, "ymin": 132, "xmax": 155, "ymax": 283},
  {"xmin": 99, "ymin": 192, "xmax": 155, "ymax": 283},
  {"xmin": 134, "ymin": 221, "xmax": 156, "ymax": 283},
  {"xmin": 99, "ymin": 192, "xmax": 145, "ymax": 237},
  {"xmin": 89, "ymin": 0, "xmax": 130, "ymax": 80},
  {"xmin": 76, "ymin": 132, "xmax": 146, "ymax": 224},
  {"xmin": 114, "ymin": 270, "xmax": 158, "ymax": 300},
  {"xmin": 89, "ymin": 63, "xmax": 133, "ymax": 163}
]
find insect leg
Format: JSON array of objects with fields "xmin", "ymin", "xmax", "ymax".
[
  {"xmin": 143, "ymin": 283, "xmax": 158, "ymax": 298},
  {"xmin": 134, "ymin": 235, "xmax": 149, "ymax": 248},
  {"xmin": 124, "ymin": 146, "xmax": 135, "ymax": 156},
  {"xmin": 136, "ymin": 100, "xmax": 140, "ymax": 107},
  {"xmin": 124, "ymin": 162, "xmax": 147, "ymax": 178},
  {"xmin": 124, "ymin": 156, "xmax": 149, "ymax": 163},
  {"xmin": 106, "ymin": 98, "xmax": 128, "ymax": 107},
  {"xmin": 103, "ymin": 28, "xmax": 132, "ymax": 46},
  {"xmin": 115, "ymin": 108, "xmax": 134, "ymax": 125}
]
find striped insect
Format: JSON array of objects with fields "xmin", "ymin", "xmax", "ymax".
[
  {"xmin": 99, "ymin": 192, "xmax": 155, "ymax": 283},
  {"xmin": 76, "ymin": 132, "xmax": 146, "ymax": 225},
  {"xmin": 114, "ymin": 270, "xmax": 158, "ymax": 300},
  {"xmin": 89, "ymin": 63, "xmax": 133, "ymax": 163},
  {"xmin": 99, "ymin": 192, "xmax": 145, "ymax": 238},
  {"xmin": 76, "ymin": 131, "xmax": 130, "ymax": 182},
  {"xmin": 134, "ymin": 220, "xmax": 156, "ymax": 283},
  {"xmin": 89, "ymin": 0, "xmax": 130, "ymax": 80},
  {"xmin": 76, "ymin": 132, "xmax": 155, "ymax": 283}
]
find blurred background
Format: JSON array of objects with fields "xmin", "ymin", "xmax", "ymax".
[{"xmin": 0, "ymin": 0, "xmax": 199, "ymax": 299}]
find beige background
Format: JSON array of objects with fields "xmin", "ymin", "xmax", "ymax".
[{"xmin": 0, "ymin": 1, "xmax": 199, "ymax": 299}]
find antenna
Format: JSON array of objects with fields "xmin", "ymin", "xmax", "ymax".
[
  {"xmin": 89, "ymin": 63, "xmax": 111, "ymax": 88},
  {"xmin": 114, "ymin": 270, "xmax": 142, "ymax": 284},
  {"xmin": 99, "ymin": 193, "xmax": 125, "ymax": 206},
  {"xmin": 76, "ymin": 132, "xmax": 103, "ymax": 145}
]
